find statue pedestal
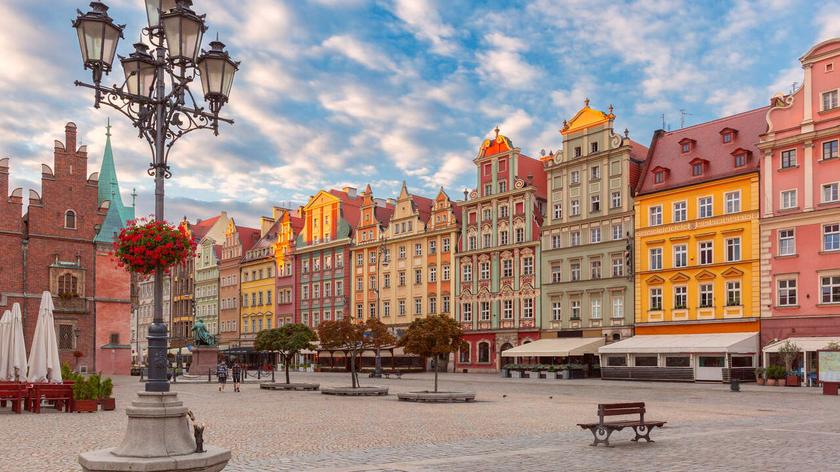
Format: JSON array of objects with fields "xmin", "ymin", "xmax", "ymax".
[
  {"xmin": 78, "ymin": 391, "xmax": 230, "ymax": 471},
  {"xmin": 189, "ymin": 346, "xmax": 220, "ymax": 376}
]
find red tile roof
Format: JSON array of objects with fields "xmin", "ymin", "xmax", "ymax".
[
  {"xmin": 237, "ymin": 226, "xmax": 261, "ymax": 252},
  {"xmin": 636, "ymin": 107, "xmax": 768, "ymax": 196},
  {"xmin": 191, "ymin": 214, "xmax": 222, "ymax": 239}
]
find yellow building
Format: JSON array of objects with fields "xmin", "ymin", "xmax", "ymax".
[
  {"xmin": 238, "ymin": 212, "xmax": 280, "ymax": 346},
  {"xmin": 601, "ymin": 108, "xmax": 767, "ymax": 382}
]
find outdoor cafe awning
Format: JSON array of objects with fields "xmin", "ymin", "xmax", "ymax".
[
  {"xmin": 598, "ymin": 332, "xmax": 759, "ymax": 355},
  {"xmin": 501, "ymin": 338, "xmax": 605, "ymax": 357},
  {"xmin": 762, "ymin": 337, "xmax": 840, "ymax": 353}
]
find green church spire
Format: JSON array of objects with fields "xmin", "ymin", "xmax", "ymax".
[{"xmin": 97, "ymin": 118, "xmax": 135, "ymax": 225}]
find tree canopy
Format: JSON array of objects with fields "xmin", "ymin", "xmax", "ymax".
[
  {"xmin": 254, "ymin": 323, "xmax": 318, "ymax": 354},
  {"xmin": 398, "ymin": 314, "xmax": 465, "ymax": 358}
]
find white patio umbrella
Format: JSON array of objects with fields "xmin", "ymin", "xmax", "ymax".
[
  {"xmin": 0, "ymin": 310, "xmax": 10, "ymax": 380},
  {"xmin": 6, "ymin": 304, "xmax": 28, "ymax": 381},
  {"xmin": 27, "ymin": 293, "xmax": 62, "ymax": 383}
]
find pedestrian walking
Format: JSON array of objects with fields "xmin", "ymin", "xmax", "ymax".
[
  {"xmin": 232, "ymin": 362, "xmax": 242, "ymax": 392},
  {"xmin": 217, "ymin": 360, "xmax": 228, "ymax": 392}
]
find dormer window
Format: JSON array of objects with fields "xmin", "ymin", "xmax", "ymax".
[
  {"xmin": 731, "ymin": 148, "xmax": 751, "ymax": 168},
  {"xmin": 720, "ymin": 127, "xmax": 737, "ymax": 144},
  {"xmin": 723, "ymin": 133, "xmax": 732, "ymax": 143},
  {"xmin": 678, "ymin": 138, "xmax": 696, "ymax": 153},
  {"xmin": 689, "ymin": 158, "xmax": 708, "ymax": 177},
  {"xmin": 654, "ymin": 171, "xmax": 665, "ymax": 184}
]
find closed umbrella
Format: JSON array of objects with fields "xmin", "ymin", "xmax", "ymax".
[
  {"xmin": 27, "ymin": 293, "xmax": 62, "ymax": 383},
  {"xmin": 0, "ymin": 310, "xmax": 10, "ymax": 380},
  {"xmin": 8, "ymin": 304, "xmax": 27, "ymax": 381}
]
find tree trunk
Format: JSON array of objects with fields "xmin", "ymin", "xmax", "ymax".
[
  {"xmin": 350, "ymin": 350, "xmax": 357, "ymax": 388},
  {"xmin": 434, "ymin": 355, "xmax": 439, "ymax": 393},
  {"xmin": 284, "ymin": 353, "xmax": 291, "ymax": 384}
]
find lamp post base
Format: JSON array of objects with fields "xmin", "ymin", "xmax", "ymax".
[{"xmin": 78, "ymin": 391, "xmax": 231, "ymax": 471}]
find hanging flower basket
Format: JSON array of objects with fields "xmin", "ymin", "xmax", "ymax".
[{"xmin": 113, "ymin": 217, "xmax": 195, "ymax": 275}]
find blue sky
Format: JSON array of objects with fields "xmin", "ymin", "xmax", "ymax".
[{"xmin": 2, "ymin": 0, "xmax": 839, "ymax": 226}]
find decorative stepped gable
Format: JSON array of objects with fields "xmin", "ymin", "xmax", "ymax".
[{"xmin": 95, "ymin": 121, "xmax": 136, "ymax": 243}]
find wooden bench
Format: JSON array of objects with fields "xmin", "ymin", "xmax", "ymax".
[
  {"xmin": 29, "ymin": 384, "xmax": 74, "ymax": 413},
  {"xmin": 383, "ymin": 371, "xmax": 403, "ymax": 380},
  {"xmin": 0, "ymin": 384, "xmax": 28, "ymax": 414},
  {"xmin": 577, "ymin": 402, "xmax": 666, "ymax": 447}
]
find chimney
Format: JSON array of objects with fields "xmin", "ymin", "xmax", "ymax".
[
  {"xmin": 342, "ymin": 186, "xmax": 357, "ymax": 198},
  {"xmin": 65, "ymin": 122, "xmax": 77, "ymax": 153}
]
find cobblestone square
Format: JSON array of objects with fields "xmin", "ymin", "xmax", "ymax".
[{"xmin": 1, "ymin": 372, "xmax": 839, "ymax": 471}]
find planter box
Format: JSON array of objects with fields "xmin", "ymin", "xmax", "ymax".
[
  {"xmin": 524, "ymin": 371, "xmax": 536, "ymax": 378},
  {"xmin": 560, "ymin": 371, "xmax": 570, "ymax": 380},
  {"xmin": 510, "ymin": 371, "xmax": 522, "ymax": 379},
  {"xmin": 74, "ymin": 400, "xmax": 97, "ymax": 413},
  {"xmin": 785, "ymin": 375, "xmax": 801, "ymax": 387},
  {"xmin": 543, "ymin": 371, "xmax": 558, "ymax": 380},
  {"xmin": 99, "ymin": 398, "xmax": 116, "ymax": 411},
  {"xmin": 499, "ymin": 369, "xmax": 510, "ymax": 378}
]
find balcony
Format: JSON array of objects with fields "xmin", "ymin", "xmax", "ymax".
[{"xmin": 53, "ymin": 296, "xmax": 88, "ymax": 314}]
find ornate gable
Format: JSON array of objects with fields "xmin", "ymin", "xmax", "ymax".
[
  {"xmin": 561, "ymin": 99, "xmax": 614, "ymax": 135},
  {"xmin": 478, "ymin": 126, "xmax": 513, "ymax": 158}
]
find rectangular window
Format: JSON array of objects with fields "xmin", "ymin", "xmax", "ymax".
[
  {"xmin": 484, "ymin": 183, "xmax": 492, "ymax": 196},
  {"xmin": 649, "ymin": 248, "xmax": 662, "ymax": 270},
  {"xmin": 499, "ymin": 180, "xmax": 507, "ymax": 192},
  {"xmin": 571, "ymin": 200, "xmax": 580, "ymax": 216},
  {"xmin": 590, "ymin": 260, "xmax": 601, "ymax": 279},
  {"xmin": 415, "ymin": 243, "xmax": 422, "ymax": 256},
  {"xmin": 502, "ymin": 259, "xmax": 513, "ymax": 277},
  {"xmin": 781, "ymin": 190, "xmax": 797, "ymax": 209},
  {"xmin": 480, "ymin": 262, "xmax": 490, "ymax": 280},
  {"xmin": 824, "ymin": 140, "xmax": 839, "ymax": 160},
  {"xmin": 823, "ymin": 183, "xmax": 840, "ymax": 203},
  {"xmin": 699, "ymin": 197, "xmax": 713, "ymax": 218},
  {"xmin": 429, "ymin": 296, "xmax": 437, "ymax": 314},
  {"xmin": 590, "ymin": 298, "xmax": 601, "ymax": 319},
  {"xmin": 825, "ymin": 224, "xmax": 840, "ymax": 251},
  {"xmin": 571, "ymin": 300, "xmax": 580, "ymax": 319},
  {"xmin": 515, "ymin": 228, "xmax": 525, "ymax": 243},
  {"xmin": 571, "ymin": 262, "xmax": 581, "ymax": 281},
  {"xmin": 383, "ymin": 273, "xmax": 390, "ymax": 289},
  {"xmin": 462, "ymin": 303, "xmax": 472, "ymax": 321},
  {"xmin": 674, "ymin": 286, "xmax": 687, "ymax": 309},
  {"xmin": 649, "ymin": 288, "xmax": 662, "ymax": 311},
  {"xmin": 443, "ymin": 238, "xmax": 450, "ymax": 252},
  {"xmin": 590, "ymin": 165, "xmax": 600, "ymax": 180},
  {"xmin": 654, "ymin": 171, "xmax": 665, "ymax": 183},
  {"xmin": 551, "ymin": 302, "xmax": 562, "ymax": 321},
  {"xmin": 553, "ymin": 203, "xmax": 562, "ymax": 220},
  {"xmin": 591, "ymin": 142, "xmax": 599, "ymax": 154},
  {"xmin": 398, "ymin": 300, "xmax": 406, "ymax": 316},
  {"xmin": 570, "ymin": 170, "xmax": 580, "ymax": 184},
  {"xmin": 523, "ymin": 299, "xmax": 534, "ymax": 318},
  {"xmin": 443, "ymin": 296, "xmax": 450, "ymax": 313},
  {"xmin": 779, "ymin": 229, "xmax": 795, "ymax": 256},
  {"xmin": 590, "ymin": 227, "xmax": 601, "ymax": 243},
  {"xmin": 356, "ymin": 304, "xmax": 363, "ymax": 319},
  {"xmin": 414, "ymin": 298, "xmax": 422, "ymax": 315},
  {"xmin": 635, "ymin": 356, "xmax": 658, "ymax": 367},
  {"xmin": 335, "ymin": 280, "xmax": 343, "ymax": 296},
  {"xmin": 726, "ymin": 281, "xmax": 741, "ymax": 306},
  {"xmin": 649, "ymin": 206, "xmax": 662, "ymax": 226},
  {"xmin": 356, "ymin": 277, "xmax": 363, "ymax": 292},
  {"xmin": 429, "ymin": 240, "xmax": 437, "ymax": 254},
  {"xmin": 777, "ymin": 279, "xmax": 797, "ymax": 306},
  {"xmin": 591, "ymin": 195, "xmax": 600, "ymax": 212},
  {"xmin": 483, "ymin": 233, "xmax": 491, "ymax": 248},
  {"xmin": 414, "ymin": 269, "xmax": 422, "ymax": 285},
  {"xmin": 665, "ymin": 356, "xmax": 690, "ymax": 367},
  {"xmin": 673, "ymin": 245, "xmax": 687, "ymax": 268},
  {"xmin": 823, "ymin": 89, "xmax": 839, "ymax": 110},
  {"xmin": 480, "ymin": 301, "xmax": 490, "ymax": 321},
  {"xmin": 673, "ymin": 201, "xmax": 687, "ymax": 222},
  {"xmin": 699, "ymin": 283, "xmax": 713, "ymax": 308},
  {"xmin": 503, "ymin": 300, "xmax": 513, "ymax": 319},
  {"xmin": 607, "ymin": 356, "xmax": 627, "ymax": 367},
  {"xmin": 383, "ymin": 301, "xmax": 391, "ymax": 317},
  {"xmin": 442, "ymin": 265, "xmax": 450, "ymax": 280},
  {"xmin": 551, "ymin": 234, "xmax": 560, "ymax": 249},
  {"xmin": 428, "ymin": 266, "xmax": 437, "ymax": 283},
  {"xmin": 726, "ymin": 237, "xmax": 741, "ymax": 262},
  {"xmin": 612, "ymin": 224, "xmax": 622, "ymax": 241},
  {"xmin": 571, "ymin": 231, "xmax": 581, "ymax": 246},
  {"xmin": 523, "ymin": 257, "xmax": 534, "ymax": 275},
  {"xmin": 551, "ymin": 266, "xmax": 561, "ymax": 283},
  {"xmin": 781, "ymin": 149, "xmax": 796, "ymax": 168},
  {"xmin": 611, "ymin": 191, "xmax": 621, "ymax": 209},
  {"xmin": 399, "ymin": 271, "xmax": 406, "ymax": 286},
  {"xmin": 574, "ymin": 146, "xmax": 582, "ymax": 157},
  {"xmin": 725, "ymin": 191, "xmax": 741, "ymax": 214},
  {"xmin": 699, "ymin": 241, "xmax": 713, "ymax": 265},
  {"xmin": 500, "ymin": 231, "xmax": 509, "ymax": 245},
  {"xmin": 462, "ymin": 265, "xmax": 472, "ymax": 282},
  {"xmin": 822, "ymin": 276, "xmax": 840, "ymax": 303},
  {"xmin": 612, "ymin": 296, "xmax": 623, "ymax": 318},
  {"xmin": 692, "ymin": 163, "xmax": 703, "ymax": 176},
  {"xmin": 612, "ymin": 257, "xmax": 623, "ymax": 277}
]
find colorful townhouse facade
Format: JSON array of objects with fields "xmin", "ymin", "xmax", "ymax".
[
  {"xmin": 238, "ymin": 213, "xmax": 281, "ymax": 347},
  {"xmin": 218, "ymin": 219, "xmax": 259, "ymax": 349},
  {"xmin": 295, "ymin": 188, "xmax": 361, "ymax": 328},
  {"xmin": 274, "ymin": 208, "xmax": 304, "ymax": 327},
  {"xmin": 194, "ymin": 238, "xmax": 221, "ymax": 336},
  {"xmin": 455, "ymin": 129, "xmax": 547, "ymax": 372},
  {"xmin": 600, "ymin": 107, "xmax": 767, "ymax": 382},
  {"xmin": 540, "ymin": 101, "xmax": 646, "ymax": 347},
  {"xmin": 350, "ymin": 185, "xmax": 394, "ymax": 324},
  {"xmin": 758, "ymin": 38, "xmax": 840, "ymax": 368}
]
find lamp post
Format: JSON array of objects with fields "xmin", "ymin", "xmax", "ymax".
[{"xmin": 73, "ymin": 1, "xmax": 237, "ymax": 470}]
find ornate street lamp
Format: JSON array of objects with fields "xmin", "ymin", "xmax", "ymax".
[{"xmin": 73, "ymin": 1, "xmax": 237, "ymax": 470}]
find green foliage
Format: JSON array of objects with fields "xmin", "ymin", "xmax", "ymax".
[
  {"xmin": 825, "ymin": 341, "xmax": 840, "ymax": 351},
  {"xmin": 255, "ymin": 323, "xmax": 318, "ymax": 355},
  {"xmin": 777, "ymin": 340, "xmax": 800, "ymax": 373},
  {"xmin": 766, "ymin": 365, "xmax": 786, "ymax": 380},
  {"xmin": 100, "ymin": 378, "xmax": 114, "ymax": 399},
  {"xmin": 72, "ymin": 377, "xmax": 96, "ymax": 401},
  {"xmin": 754, "ymin": 367, "xmax": 765, "ymax": 379}
]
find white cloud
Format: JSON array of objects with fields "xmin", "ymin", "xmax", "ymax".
[
  {"xmin": 321, "ymin": 35, "xmax": 396, "ymax": 72},
  {"xmin": 767, "ymin": 64, "xmax": 803, "ymax": 97},
  {"xmin": 476, "ymin": 32, "xmax": 541, "ymax": 90},
  {"xmin": 390, "ymin": 0, "xmax": 458, "ymax": 55},
  {"xmin": 420, "ymin": 152, "xmax": 474, "ymax": 189},
  {"xmin": 705, "ymin": 88, "xmax": 762, "ymax": 117},
  {"xmin": 816, "ymin": 2, "xmax": 840, "ymax": 41}
]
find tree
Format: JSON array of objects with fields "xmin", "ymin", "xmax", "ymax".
[
  {"xmin": 398, "ymin": 314, "xmax": 465, "ymax": 393},
  {"xmin": 778, "ymin": 340, "xmax": 800, "ymax": 375},
  {"xmin": 318, "ymin": 317, "xmax": 395, "ymax": 388},
  {"xmin": 254, "ymin": 324, "xmax": 317, "ymax": 384}
]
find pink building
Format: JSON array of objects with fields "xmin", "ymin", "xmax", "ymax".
[{"xmin": 759, "ymin": 38, "xmax": 840, "ymax": 360}]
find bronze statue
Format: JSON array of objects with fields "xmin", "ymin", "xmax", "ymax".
[{"xmin": 191, "ymin": 319, "xmax": 215, "ymax": 346}]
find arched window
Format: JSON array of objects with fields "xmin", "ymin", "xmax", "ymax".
[
  {"xmin": 612, "ymin": 333, "xmax": 621, "ymax": 341},
  {"xmin": 459, "ymin": 343, "xmax": 471, "ymax": 363},
  {"xmin": 58, "ymin": 273, "xmax": 78, "ymax": 296},
  {"xmin": 64, "ymin": 210, "xmax": 77, "ymax": 229},
  {"xmin": 478, "ymin": 341, "xmax": 490, "ymax": 363}
]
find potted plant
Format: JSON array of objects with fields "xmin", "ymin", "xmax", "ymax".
[
  {"xmin": 545, "ymin": 365, "xmax": 558, "ymax": 379},
  {"xmin": 72, "ymin": 377, "xmax": 97, "ymax": 413},
  {"xmin": 778, "ymin": 340, "xmax": 801, "ymax": 387},
  {"xmin": 500, "ymin": 364, "xmax": 510, "ymax": 378},
  {"xmin": 767, "ymin": 365, "xmax": 786, "ymax": 386},
  {"xmin": 99, "ymin": 377, "xmax": 115, "ymax": 411},
  {"xmin": 559, "ymin": 363, "xmax": 571, "ymax": 379},
  {"xmin": 510, "ymin": 364, "xmax": 522, "ymax": 378},
  {"xmin": 754, "ymin": 367, "xmax": 765, "ymax": 385}
]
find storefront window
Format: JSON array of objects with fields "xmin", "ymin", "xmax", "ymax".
[
  {"xmin": 665, "ymin": 356, "xmax": 690, "ymax": 367},
  {"xmin": 606, "ymin": 356, "xmax": 627, "ymax": 367},
  {"xmin": 634, "ymin": 356, "xmax": 658, "ymax": 367},
  {"xmin": 731, "ymin": 356, "xmax": 753, "ymax": 368}
]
